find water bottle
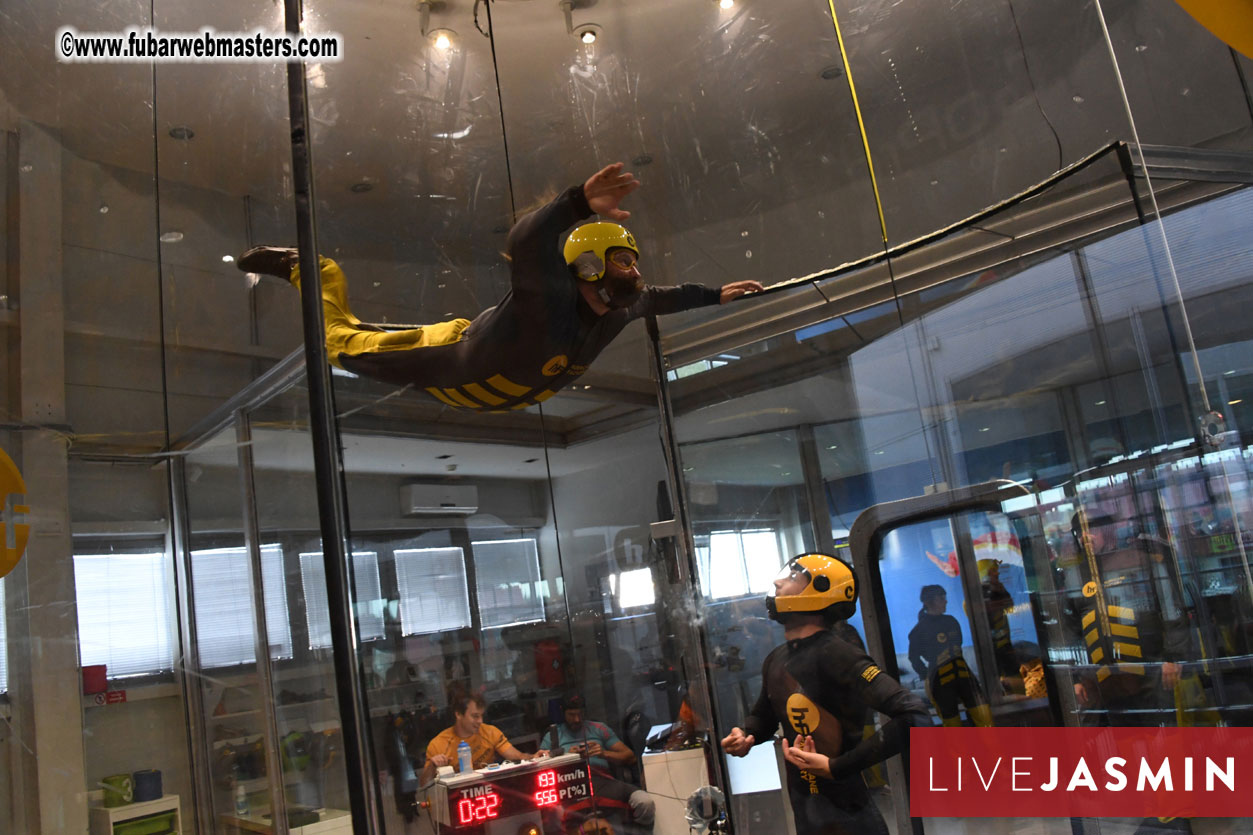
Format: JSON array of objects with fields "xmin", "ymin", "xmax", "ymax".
[
  {"xmin": 234, "ymin": 783, "xmax": 249, "ymax": 817},
  {"xmin": 457, "ymin": 740, "xmax": 474, "ymax": 773}
]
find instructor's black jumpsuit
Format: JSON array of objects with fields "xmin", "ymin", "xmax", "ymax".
[
  {"xmin": 318, "ymin": 185, "xmax": 722, "ymax": 412},
  {"xmin": 742, "ymin": 629, "xmax": 931, "ymax": 835}
]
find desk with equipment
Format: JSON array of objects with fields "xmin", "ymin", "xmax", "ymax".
[{"xmin": 425, "ymin": 753, "xmax": 590, "ymax": 834}]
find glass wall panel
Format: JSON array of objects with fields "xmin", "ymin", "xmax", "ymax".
[
  {"xmin": 180, "ymin": 422, "xmax": 279, "ymax": 833},
  {"xmin": 242, "ymin": 381, "xmax": 357, "ymax": 831},
  {"xmin": 839, "ymin": 0, "xmax": 1152, "ymax": 245},
  {"xmin": 665, "ymin": 152, "xmax": 1253, "ymax": 830},
  {"xmin": 491, "ymin": 0, "xmax": 885, "ymax": 308}
]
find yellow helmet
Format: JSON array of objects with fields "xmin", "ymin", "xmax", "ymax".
[
  {"xmin": 977, "ymin": 558, "xmax": 1001, "ymax": 581},
  {"xmin": 563, "ymin": 222, "xmax": 639, "ymax": 282},
  {"xmin": 767, "ymin": 553, "xmax": 857, "ymax": 623}
]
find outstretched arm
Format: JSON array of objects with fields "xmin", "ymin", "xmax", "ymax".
[
  {"xmin": 583, "ymin": 162, "xmax": 640, "ymax": 220},
  {"xmin": 719, "ymin": 280, "xmax": 763, "ymax": 303},
  {"xmin": 505, "ymin": 163, "xmax": 640, "ymax": 292}
]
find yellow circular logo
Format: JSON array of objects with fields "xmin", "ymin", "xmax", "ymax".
[
  {"xmin": 1083, "ymin": 581, "xmax": 1098, "ymax": 598},
  {"xmin": 785, "ymin": 693, "xmax": 820, "ymax": 737},
  {"xmin": 0, "ymin": 447, "xmax": 30, "ymax": 580},
  {"xmin": 542, "ymin": 355, "xmax": 569, "ymax": 377}
]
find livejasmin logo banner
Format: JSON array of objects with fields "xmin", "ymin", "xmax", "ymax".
[{"xmin": 910, "ymin": 728, "xmax": 1253, "ymax": 818}]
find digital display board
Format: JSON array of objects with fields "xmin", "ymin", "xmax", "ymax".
[{"xmin": 444, "ymin": 758, "xmax": 590, "ymax": 829}]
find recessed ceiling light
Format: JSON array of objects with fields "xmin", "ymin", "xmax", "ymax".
[
  {"xmin": 429, "ymin": 29, "xmax": 456, "ymax": 50},
  {"xmin": 159, "ymin": 231, "xmax": 183, "ymax": 243},
  {"xmin": 168, "ymin": 126, "xmax": 194, "ymax": 140},
  {"xmin": 874, "ymin": 450, "xmax": 885, "ymax": 455},
  {"xmin": 979, "ymin": 427, "xmax": 990, "ymax": 432},
  {"xmin": 720, "ymin": 0, "xmax": 735, "ymax": 8},
  {"xmin": 820, "ymin": 65, "xmax": 843, "ymax": 80},
  {"xmin": 1224, "ymin": 369, "xmax": 1236, "ymax": 376},
  {"xmin": 682, "ymin": 467, "xmax": 694, "ymax": 472},
  {"xmin": 574, "ymin": 24, "xmax": 601, "ymax": 44},
  {"xmin": 1095, "ymin": 400, "xmax": 1106, "ymax": 406},
  {"xmin": 826, "ymin": 445, "xmax": 838, "ymax": 450},
  {"xmin": 350, "ymin": 181, "xmax": 374, "ymax": 193},
  {"xmin": 222, "ymin": 255, "xmax": 235, "ymax": 263},
  {"xmin": 1230, "ymin": 399, "xmax": 1243, "ymax": 405}
]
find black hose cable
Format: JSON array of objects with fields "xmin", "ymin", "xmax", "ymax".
[{"xmin": 474, "ymin": 0, "xmax": 490, "ymax": 38}]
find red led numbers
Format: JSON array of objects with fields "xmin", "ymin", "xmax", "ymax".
[
  {"xmin": 457, "ymin": 792, "xmax": 502, "ymax": 825},
  {"xmin": 534, "ymin": 770, "xmax": 559, "ymax": 807}
]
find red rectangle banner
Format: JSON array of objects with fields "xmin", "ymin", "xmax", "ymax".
[{"xmin": 909, "ymin": 727, "xmax": 1253, "ymax": 818}]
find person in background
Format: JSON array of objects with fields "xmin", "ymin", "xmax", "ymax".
[
  {"xmin": 541, "ymin": 694, "xmax": 655, "ymax": 833},
  {"xmin": 421, "ymin": 692, "xmax": 546, "ymax": 783},
  {"xmin": 908, "ymin": 584, "xmax": 993, "ymax": 727}
]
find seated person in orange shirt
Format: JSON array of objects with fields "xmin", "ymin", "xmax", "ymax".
[{"xmin": 421, "ymin": 693, "xmax": 547, "ymax": 783}]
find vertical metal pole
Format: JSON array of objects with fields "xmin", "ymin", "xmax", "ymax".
[
  {"xmin": 282, "ymin": 2, "xmax": 383, "ymax": 831},
  {"xmin": 236, "ymin": 412, "xmax": 289, "ymax": 835},
  {"xmin": 643, "ymin": 316, "xmax": 732, "ymax": 802},
  {"xmin": 168, "ymin": 456, "xmax": 215, "ymax": 835},
  {"xmin": 797, "ymin": 425, "xmax": 836, "ymax": 556}
]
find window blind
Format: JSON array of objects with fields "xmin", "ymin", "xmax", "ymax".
[
  {"xmin": 73, "ymin": 552, "xmax": 175, "ymax": 678},
  {"xmin": 299, "ymin": 551, "xmax": 385, "ymax": 648},
  {"xmin": 470, "ymin": 538, "xmax": 545, "ymax": 629},
  {"xmin": 394, "ymin": 547, "xmax": 471, "ymax": 635},
  {"xmin": 0, "ymin": 578, "xmax": 8, "ymax": 693},
  {"xmin": 191, "ymin": 545, "xmax": 292, "ymax": 667}
]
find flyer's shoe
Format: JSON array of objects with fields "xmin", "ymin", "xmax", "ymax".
[{"xmin": 237, "ymin": 246, "xmax": 298, "ymax": 281}]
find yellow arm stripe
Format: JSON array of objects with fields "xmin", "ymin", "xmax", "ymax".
[
  {"xmin": 463, "ymin": 382, "xmax": 506, "ymax": 406},
  {"xmin": 443, "ymin": 388, "xmax": 480, "ymax": 409},
  {"xmin": 1085, "ymin": 629, "xmax": 1100, "ymax": 646},
  {"xmin": 533, "ymin": 390, "xmax": 556, "ymax": 402},
  {"xmin": 1113, "ymin": 642, "xmax": 1143, "ymax": 659},
  {"xmin": 1090, "ymin": 647, "xmax": 1105, "ymax": 663},
  {"xmin": 510, "ymin": 401, "xmax": 532, "ymax": 410},
  {"xmin": 486, "ymin": 374, "xmax": 530, "ymax": 397},
  {"xmin": 1110, "ymin": 624, "xmax": 1139, "ymax": 639},
  {"xmin": 426, "ymin": 387, "xmax": 462, "ymax": 408},
  {"xmin": 1082, "ymin": 610, "xmax": 1096, "ymax": 629},
  {"xmin": 1109, "ymin": 605, "xmax": 1137, "ymax": 621}
]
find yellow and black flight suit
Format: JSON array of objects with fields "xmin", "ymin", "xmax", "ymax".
[
  {"xmin": 742, "ymin": 628, "xmax": 931, "ymax": 835},
  {"xmin": 293, "ymin": 185, "xmax": 723, "ymax": 411},
  {"xmin": 907, "ymin": 610, "xmax": 992, "ymax": 727},
  {"xmin": 982, "ymin": 577, "xmax": 1018, "ymax": 679},
  {"xmin": 1070, "ymin": 536, "xmax": 1192, "ymax": 727}
]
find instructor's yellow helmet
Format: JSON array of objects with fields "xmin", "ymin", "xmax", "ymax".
[
  {"xmin": 977, "ymin": 559, "xmax": 1001, "ymax": 582},
  {"xmin": 563, "ymin": 222, "xmax": 639, "ymax": 282},
  {"xmin": 767, "ymin": 553, "xmax": 857, "ymax": 623}
]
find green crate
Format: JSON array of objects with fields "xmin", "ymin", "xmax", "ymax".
[{"xmin": 113, "ymin": 810, "xmax": 177, "ymax": 835}]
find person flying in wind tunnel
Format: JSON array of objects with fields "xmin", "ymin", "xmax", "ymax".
[
  {"xmin": 721, "ymin": 554, "xmax": 931, "ymax": 835},
  {"xmin": 236, "ymin": 163, "xmax": 762, "ymax": 412}
]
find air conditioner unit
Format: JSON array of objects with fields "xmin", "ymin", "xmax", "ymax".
[{"xmin": 400, "ymin": 483, "xmax": 479, "ymax": 516}]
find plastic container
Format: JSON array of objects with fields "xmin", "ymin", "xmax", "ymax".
[
  {"xmin": 113, "ymin": 810, "xmax": 177, "ymax": 835},
  {"xmin": 234, "ymin": 784, "xmax": 249, "ymax": 817},
  {"xmin": 132, "ymin": 769, "xmax": 162, "ymax": 802},
  {"xmin": 457, "ymin": 740, "xmax": 473, "ymax": 773},
  {"xmin": 82, "ymin": 664, "xmax": 107, "ymax": 695}
]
